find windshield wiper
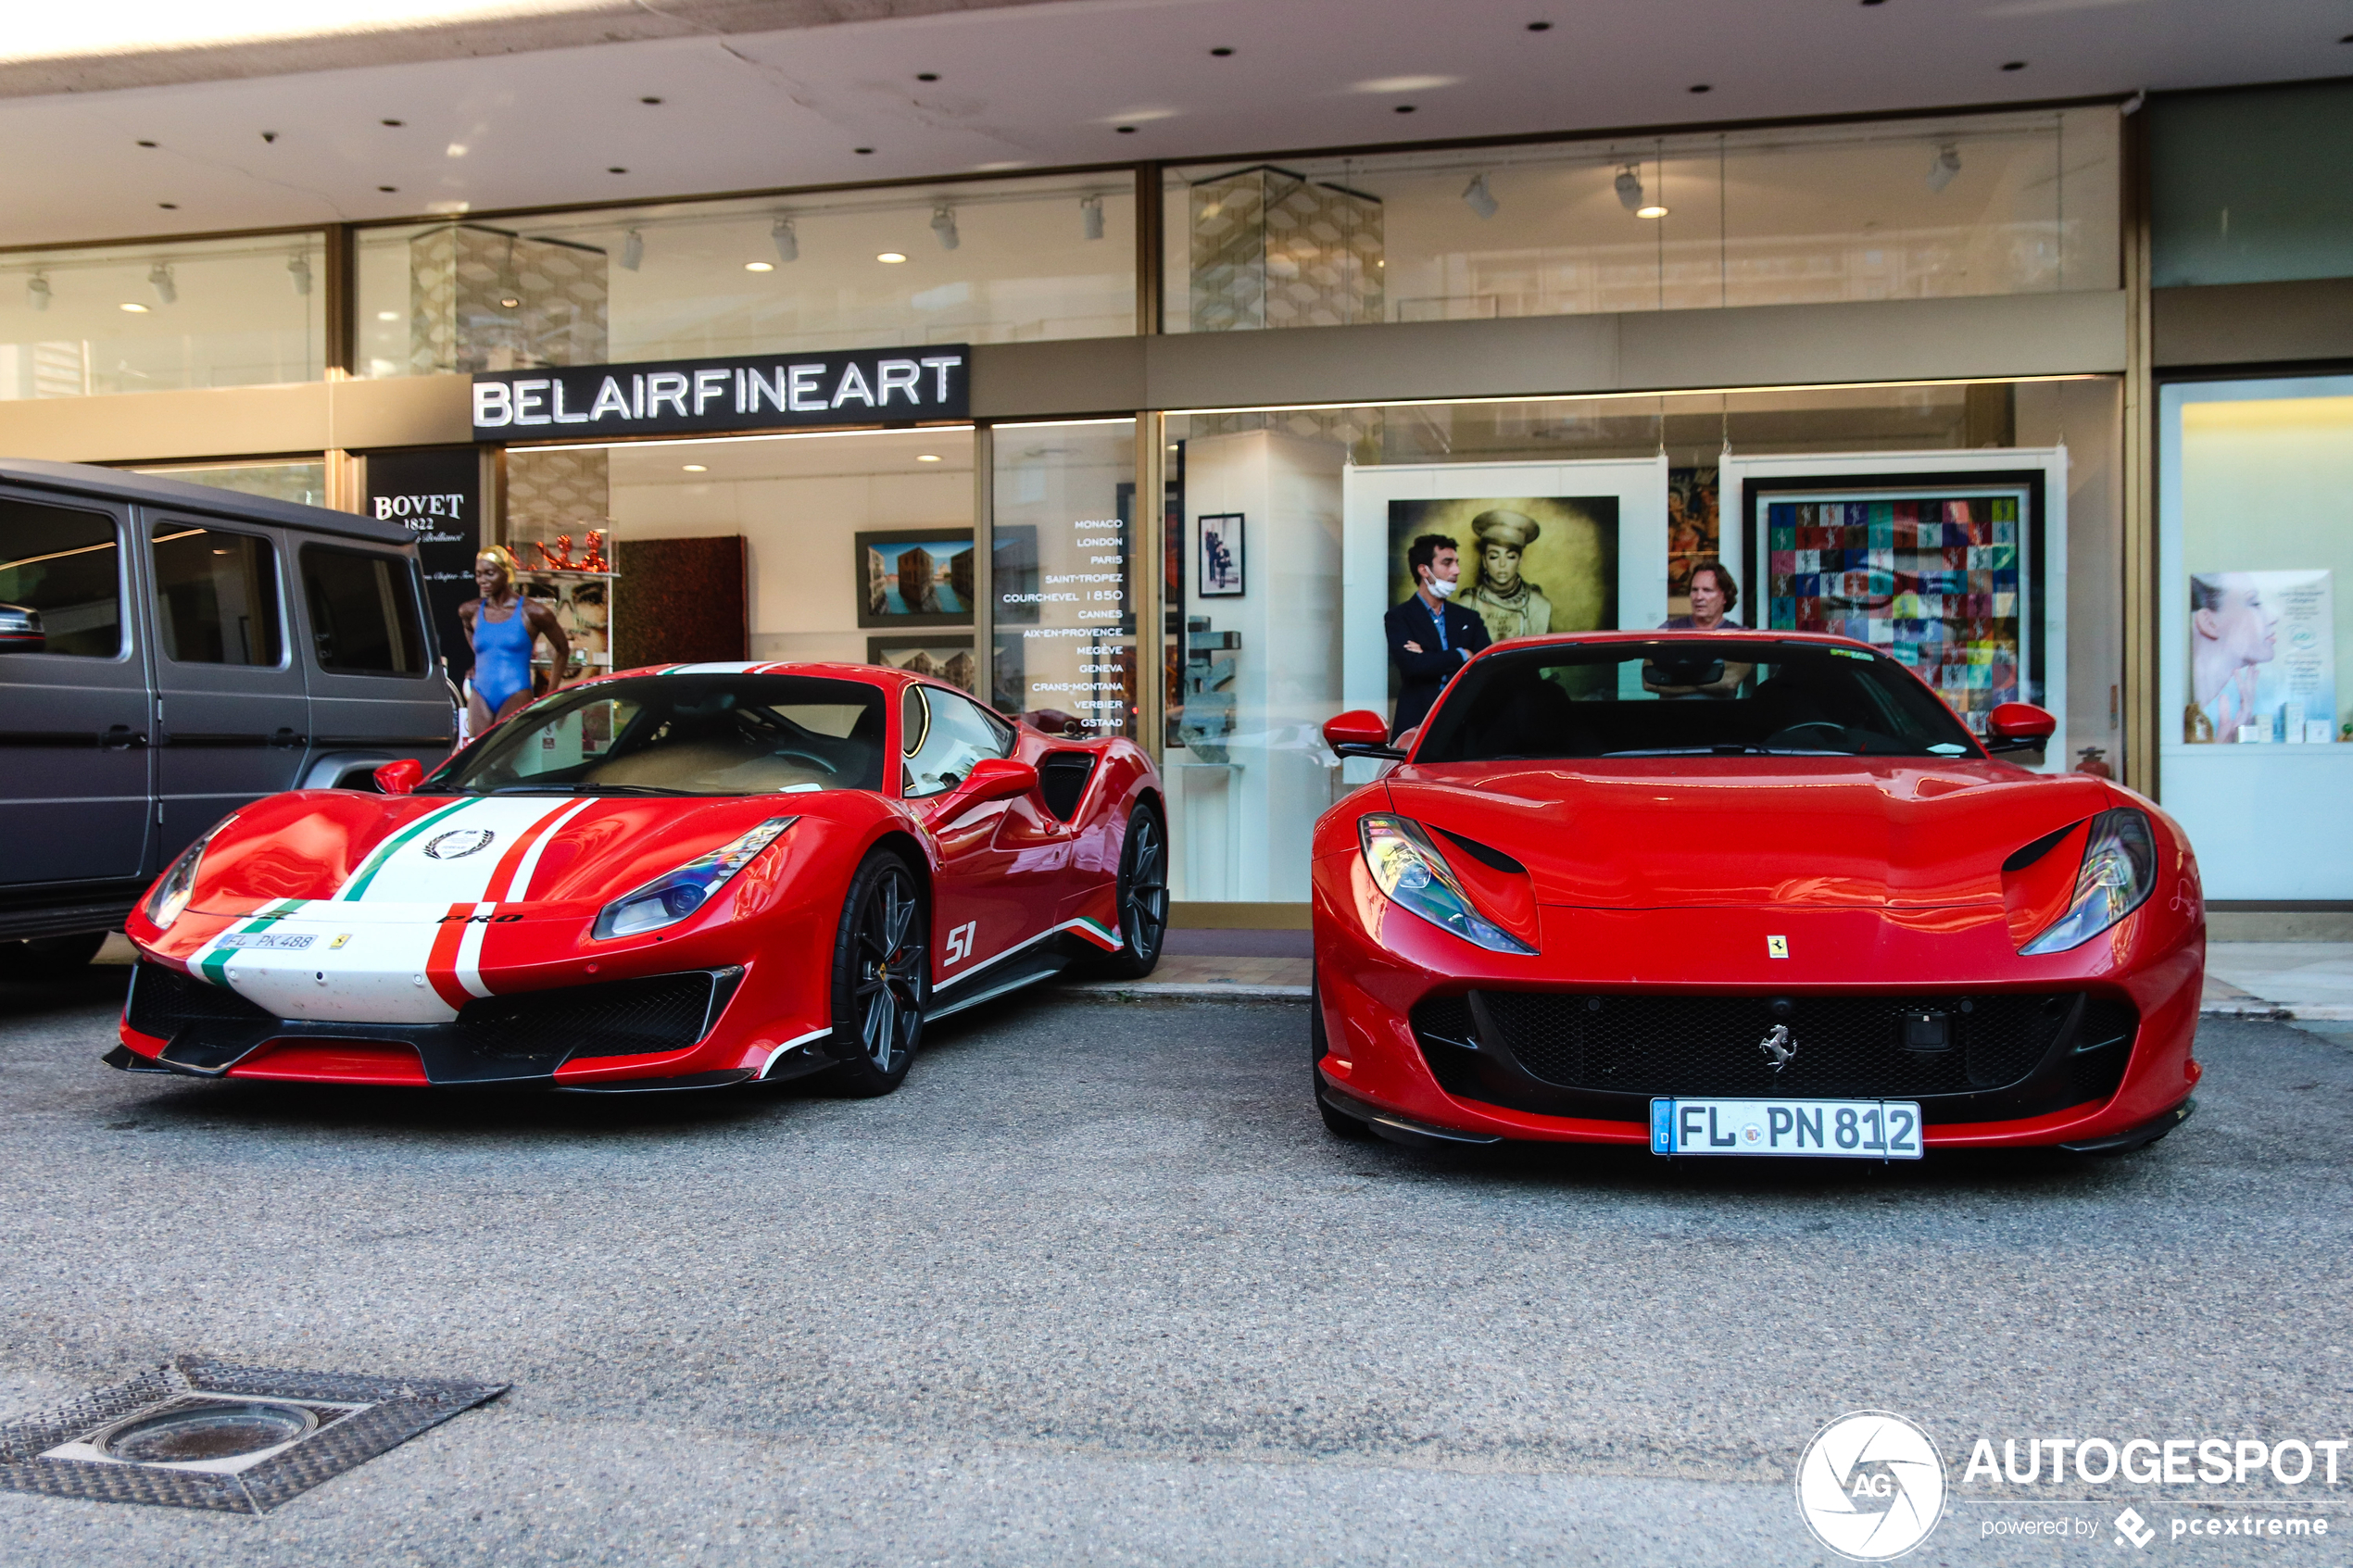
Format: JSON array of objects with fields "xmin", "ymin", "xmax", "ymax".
[{"xmin": 481, "ymin": 783, "xmax": 700, "ymax": 797}]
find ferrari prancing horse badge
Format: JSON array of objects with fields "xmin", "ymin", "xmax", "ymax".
[{"xmin": 1767, "ymin": 935, "xmax": 1789, "ymax": 959}]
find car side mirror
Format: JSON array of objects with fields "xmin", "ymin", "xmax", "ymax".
[
  {"xmin": 1323, "ymin": 709, "xmax": 1404, "ymax": 760},
  {"xmin": 1984, "ymin": 702, "xmax": 2057, "ymax": 753},
  {"xmin": 373, "ymin": 759, "xmax": 424, "ymax": 795},
  {"xmin": 945, "ymin": 756, "xmax": 1038, "ymax": 809}
]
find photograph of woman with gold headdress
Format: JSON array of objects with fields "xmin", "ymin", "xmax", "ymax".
[{"xmin": 1386, "ymin": 495, "xmax": 1618, "ymax": 650}]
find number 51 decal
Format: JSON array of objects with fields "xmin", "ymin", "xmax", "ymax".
[{"xmin": 944, "ymin": 921, "xmax": 976, "ymax": 966}]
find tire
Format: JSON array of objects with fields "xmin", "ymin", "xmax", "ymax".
[
  {"xmin": 1087, "ymin": 803, "xmax": 1168, "ymax": 980},
  {"xmin": 824, "ymin": 850, "xmax": 928, "ymax": 1098},
  {"xmin": 1311, "ymin": 970, "xmax": 1371, "ymax": 1140},
  {"xmin": 0, "ymin": 932, "xmax": 107, "ymax": 984}
]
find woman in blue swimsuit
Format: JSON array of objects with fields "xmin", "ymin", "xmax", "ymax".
[{"xmin": 460, "ymin": 546, "xmax": 573, "ymax": 734}]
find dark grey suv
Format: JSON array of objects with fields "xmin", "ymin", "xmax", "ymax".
[{"xmin": 0, "ymin": 460, "xmax": 454, "ymax": 978}]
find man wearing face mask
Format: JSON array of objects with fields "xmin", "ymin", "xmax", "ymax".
[{"xmin": 1386, "ymin": 533, "xmax": 1491, "ymax": 740}]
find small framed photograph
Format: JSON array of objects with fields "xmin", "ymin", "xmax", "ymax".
[
  {"xmin": 866, "ymin": 634, "xmax": 977, "ymax": 695},
  {"xmin": 856, "ymin": 529, "xmax": 975, "ymax": 628},
  {"xmin": 1198, "ymin": 513, "xmax": 1245, "ymax": 597}
]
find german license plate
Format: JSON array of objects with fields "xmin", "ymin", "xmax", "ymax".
[{"xmin": 1650, "ymin": 1098, "xmax": 1922, "ymax": 1159}]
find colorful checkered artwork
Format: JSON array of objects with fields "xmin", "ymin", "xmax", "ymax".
[{"xmin": 1766, "ymin": 495, "xmax": 2024, "ymax": 731}]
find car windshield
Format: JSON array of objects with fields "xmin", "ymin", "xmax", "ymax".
[
  {"xmin": 429, "ymin": 674, "xmax": 888, "ymax": 797},
  {"xmin": 1413, "ymin": 640, "xmax": 1984, "ymax": 762}
]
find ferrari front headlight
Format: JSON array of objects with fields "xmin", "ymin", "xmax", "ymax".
[
  {"xmin": 145, "ymin": 815, "xmax": 236, "ymax": 930},
  {"xmin": 1358, "ymin": 813, "xmax": 1535, "ymax": 954},
  {"xmin": 2020, "ymin": 808, "xmax": 2158, "ymax": 955},
  {"xmin": 593, "ymin": 817, "xmax": 798, "ymax": 941}
]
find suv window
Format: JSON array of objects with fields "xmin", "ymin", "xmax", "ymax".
[
  {"xmin": 901, "ymin": 684, "xmax": 1013, "ymax": 797},
  {"xmin": 301, "ymin": 545, "xmax": 426, "ymax": 675},
  {"xmin": 152, "ymin": 521, "xmax": 283, "ymax": 666},
  {"xmin": 0, "ymin": 498, "xmax": 123, "ymax": 658}
]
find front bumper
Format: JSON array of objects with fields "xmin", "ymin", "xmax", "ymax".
[
  {"xmin": 109, "ymin": 960, "xmax": 827, "ymax": 1089},
  {"xmin": 1311, "ymin": 852, "xmax": 2206, "ymax": 1150}
]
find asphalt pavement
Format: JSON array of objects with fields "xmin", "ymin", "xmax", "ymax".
[{"xmin": 0, "ymin": 969, "xmax": 2347, "ymax": 1565}]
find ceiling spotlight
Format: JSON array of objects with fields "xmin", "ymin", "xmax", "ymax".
[
  {"xmin": 916, "ymin": 454, "xmax": 942, "ymax": 463},
  {"xmin": 1080, "ymin": 194, "xmax": 1104, "ymax": 241},
  {"xmin": 148, "ymin": 262, "xmax": 176, "ymax": 306},
  {"xmin": 1637, "ymin": 203, "xmax": 1669, "ymax": 220},
  {"xmin": 27, "ymin": 273, "xmax": 50, "ymax": 312},
  {"xmin": 120, "ymin": 302, "xmax": 149, "ymax": 313},
  {"xmin": 1462, "ymin": 172, "xmax": 1499, "ymax": 220},
  {"xmin": 682, "ymin": 464, "xmax": 707, "ymax": 472},
  {"xmin": 498, "ymin": 294, "xmax": 520, "ymax": 308},
  {"xmin": 877, "ymin": 252, "xmax": 907, "ymax": 264},
  {"xmin": 772, "ymin": 215, "xmax": 797, "ymax": 263},
  {"xmin": 1927, "ymin": 142, "xmax": 1961, "ymax": 194},
  {"xmin": 744, "ymin": 261, "xmax": 774, "ymax": 272},
  {"xmin": 1614, "ymin": 163, "xmax": 1644, "ymax": 212},
  {"xmin": 376, "ymin": 310, "xmax": 400, "ymax": 321},
  {"xmin": 931, "ymin": 203, "xmax": 959, "ymax": 251},
  {"xmin": 620, "ymin": 229, "xmax": 644, "ymax": 271},
  {"xmin": 287, "ymin": 253, "xmax": 312, "ymax": 295}
]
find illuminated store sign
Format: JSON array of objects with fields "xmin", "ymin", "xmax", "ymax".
[{"xmin": 472, "ymin": 345, "xmax": 970, "ymax": 440}]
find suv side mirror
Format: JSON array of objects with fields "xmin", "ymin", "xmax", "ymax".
[
  {"xmin": 1323, "ymin": 709, "xmax": 1404, "ymax": 759},
  {"xmin": 373, "ymin": 759, "xmax": 424, "ymax": 795},
  {"xmin": 1984, "ymin": 702, "xmax": 2057, "ymax": 753}
]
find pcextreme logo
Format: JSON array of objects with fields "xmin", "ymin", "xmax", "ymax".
[{"xmin": 1796, "ymin": 1411, "xmax": 1947, "ymax": 1561}]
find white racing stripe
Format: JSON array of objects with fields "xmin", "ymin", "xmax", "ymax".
[{"xmin": 338, "ymin": 797, "xmax": 593, "ymax": 906}]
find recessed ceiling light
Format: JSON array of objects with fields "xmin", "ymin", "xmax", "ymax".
[
  {"xmin": 136, "ymin": 139, "xmax": 157, "ymax": 147},
  {"xmin": 876, "ymin": 252, "xmax": 908, "ymax": 264},
  {"xmin": 157, "ymin": 202, "xmax": 178, "ymax": 210},
  {"xmin": 1116, "ymin": 125, "xmax": 1138, "ymax": 133},
  {"xmin": 854, "ymin": 146, "xmax": 875, "ymax": 155},
  {"xmin": 744, "ymin": 260, "xmax": 774, "ymax": 271},
  {"xmin": 682, "ymin": 464, "xmax": 708, "ymax": 472},
  {"xmin": 1394, "ymin": 104, "xmax": 1416, "ymax": 114},
  {"xmin": 2001, "ymin": 59, "xmax": 2026, "ymax": 70},
  {"xmin": 640, "ymin": 95, "xmax": 662, "ymax": 105},
  {"xmin": 916, "ymin": 72, "xmax": 938, "ymax": 82},
  {"xmin": 916, "ymin": 454, "xmax": 942, "ymax": 462},
  {"xmin": 379, "ymin": 185, "xmax": 398, "ymax": 193},
  {"xmin": 120, "ymin": 303, "xmax": 148, "ymax": 313},
  {"xmin": 498, "ymin": 295, "xmax": 519, "ymax": 307},
  {"xmin": 376, "ymin": 310, "xmax": 399, "ymax": 320},
  {"xmin": 1210, "ymin": 45, "xmax": 1234, "ymax": 56},
  {"xmin": 1527, "ymin": 19, "xmax": 1553, "ymax": 30},
  {"xmin": 1638, "ymin": 204, "xmax": 1669, "ymax": 219},
  {"xmin": 609, "ymin": 166, "xmax": 627, "ymax": 173},
  {"xmin": 1689, "ymin": 83, "xmax": 1712, "ymax": 94},
  {"xmin": 382, "ymin": 119, "xmax": 404, "ymax": 127}
]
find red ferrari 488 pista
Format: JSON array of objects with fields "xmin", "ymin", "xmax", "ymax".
[
  {"xmin": 1310, "ymin": 633, "xmax": 2204, "ymax": 1160},
  {"xmin": 112, "ymin": 662, "xmax": 1166, "ymax": 1096}
]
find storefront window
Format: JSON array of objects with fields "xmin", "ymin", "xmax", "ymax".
[
  {"xmin": 502, "ymin": 427, "xmax": 975, "ymax": 681},
  {"xmin": 2158, "ymin": 376, "xmax": 2353, "ymax": 899},
  {"xmin": 0, "ymin": 233, "xmax": 326, "ymax": 399},
  {"xmin": 356, "ymin": 176, "xmax": 1133, "ymax": 379},
  {"xmin": 1162, "ymin": 108, "xmax": 2116, "ymax": 331},
  {"xmin": 134, "ymin": 459, "xmax": 328, "ymax": 508},
  {"xmin": 1161, "ymin": 377, "xmax": 2121, "ymax": 906},
  {"xmin": 988, "ymin": 420, "xmax": 1138, "ymax": 741},
  {"xmin": 2150, "ymin": 81, "xmax": 2353, "ymax": 288}
]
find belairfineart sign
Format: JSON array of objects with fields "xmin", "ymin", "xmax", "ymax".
[{"xmin": 472, "ymin": 345, "xmax": 969, "ymax": 439}]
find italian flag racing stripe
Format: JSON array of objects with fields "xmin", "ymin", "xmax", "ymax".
[
  {"xmin": 337, "ymin": 797, "xmax": 479, "ymax": 900},
  {"xmin": 1062, "ymin": 917, "xmax": 1123, "ymax": 952},
  {"xmin": 195, "ymin": 898, "xmax": 307, "ymax": 987}
]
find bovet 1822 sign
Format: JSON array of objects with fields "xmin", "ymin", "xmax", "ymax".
[{"xmin": 471, "ymin": 345, "xmax": 969, "ymax": 440}]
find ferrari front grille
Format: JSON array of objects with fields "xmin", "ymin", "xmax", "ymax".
[
  {"xmin": 459, "ymin": 971, "xmax": 723, "ymax": 1060},
  {"xmin": 127, "ymin": 961, "xmax": 277, "ymax": 1036},
  {"xmin": 1413, "ymin": 989, "xmax": 2138, "ymax": 1111}
]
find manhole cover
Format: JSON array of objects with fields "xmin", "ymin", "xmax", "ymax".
[{"xmin": 0, "ymin": 1358, "xmax": 506, "ymax": 1513}]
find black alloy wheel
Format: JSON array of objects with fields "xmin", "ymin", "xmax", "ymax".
[
  {"xmin": 826, "ymin": 851, "xmax": 926, "ymax": 1097},
  {"xmin": 1089, "ymin": 804, "xmax": 1167, "ymax": 979}
]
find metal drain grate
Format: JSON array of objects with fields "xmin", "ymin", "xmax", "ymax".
[{"xmin": 0, "ymin": 1357, "xmax": 506, "ymax": 1513}]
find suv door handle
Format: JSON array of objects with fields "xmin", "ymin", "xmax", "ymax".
[
  {"xmin": 100, "ymin": 725, "xmax": 148, "ymax": 750},
  {"xmin": 270, "ymin": 727, "xmax": 307, "ymax": 748}
]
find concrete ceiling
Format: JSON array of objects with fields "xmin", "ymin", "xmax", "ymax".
[{"xmin": 1, "ymin": 0, "xmax": 2346, "ymax": 249}]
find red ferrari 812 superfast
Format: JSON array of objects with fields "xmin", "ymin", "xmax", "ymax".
[
  {"xmin": 1310, "ymin": 633, "xmax": 2203, "ymax": 1160},
  {"xmin": 113, "ymin": 662, "xmax": 1165, "ymax": 1097}
]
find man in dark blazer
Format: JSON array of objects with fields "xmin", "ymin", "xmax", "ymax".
[{"xmin": 1386, "ymin": 533, "xmax": 1491, "ymax": 740}]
